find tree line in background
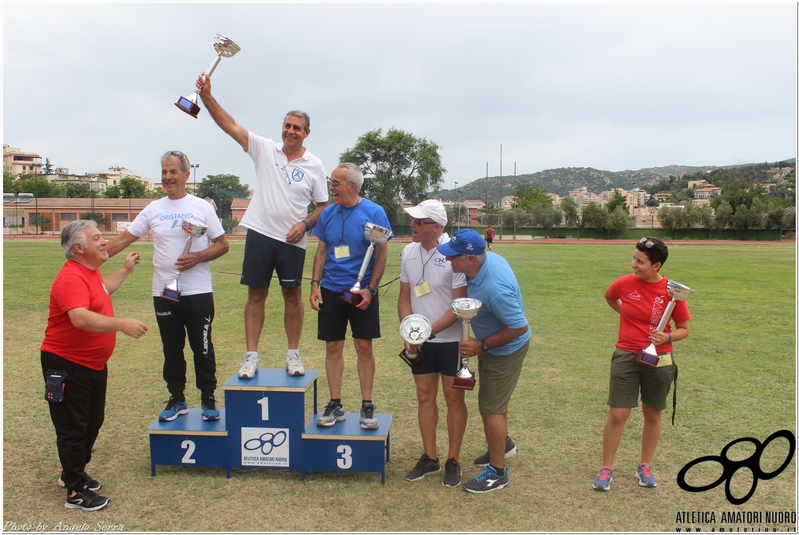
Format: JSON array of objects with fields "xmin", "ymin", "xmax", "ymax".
[{"xmin": 4, "ymin": 135, "xmax": 795, "ymax": 239}]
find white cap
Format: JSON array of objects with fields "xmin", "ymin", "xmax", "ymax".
[{"xmin": 404, "ymin": 199, "xmax": 448, "ymax": 227}]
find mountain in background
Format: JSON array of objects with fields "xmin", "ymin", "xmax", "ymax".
[{"xmin": 437, "ymin": 159, "xmax": 796, "ymax": 202}]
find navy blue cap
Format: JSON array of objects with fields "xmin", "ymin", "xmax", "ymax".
[{"xmin": 436, "ymin": 228, "xmax": 486, "ymax": 256}]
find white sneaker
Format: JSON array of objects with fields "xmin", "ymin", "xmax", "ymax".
[
  {"xmin": 286, "ymin": 352, "xmax": 305, "ymax": 376},
  {"xmin": 238, "ymin": 353, "xmax": 259, "ymax": 379}
]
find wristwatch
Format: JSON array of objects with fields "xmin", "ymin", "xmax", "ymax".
[
  {"xmin": 366, "ymin": 286, "xmax": 378, "ymax": 297},
  {"xmin": 481, "ymin": 339, "xmax": 489, "ymax": 352}
]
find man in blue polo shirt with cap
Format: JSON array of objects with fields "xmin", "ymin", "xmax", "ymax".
[{"xmin": 437, "ymin": 228, "xmax": 531, "ymax": 493}]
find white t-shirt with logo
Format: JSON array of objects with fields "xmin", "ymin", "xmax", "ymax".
[
  {"xmin": 127, "ymin": 194, "xmax": 225, "ymax": 297},
  {"xmin": 242, "ymin": 133, "xmax": 328, "ymax": 248},
  {"xmin": 400, "ymin": 233, "xmax": 467, "ymax": 343}
]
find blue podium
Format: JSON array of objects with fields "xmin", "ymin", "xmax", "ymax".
[{"xmin": 148, "ymin": 369, "xmax": 391, "ymax": 483}]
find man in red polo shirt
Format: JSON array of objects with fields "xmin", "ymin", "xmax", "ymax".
[{"xmin": 41, "ymin": 220, "xmax": 147, "ymax": 511}]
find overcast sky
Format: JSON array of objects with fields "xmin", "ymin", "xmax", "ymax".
[{"xmin": 3, "ymin": 2, "xmax": 796, "ymax": 191}]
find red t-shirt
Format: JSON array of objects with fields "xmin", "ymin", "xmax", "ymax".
[
  {"xmin": 606, "ymin": 274, "xmax": 691, "ymax": 354},
  {"xmin": 485, "ymin": 228, "xmax": 495, "ymax": 239},
  {"xmin": 40, "ymin": 260, "xmax": 116, "ymax": 370}
]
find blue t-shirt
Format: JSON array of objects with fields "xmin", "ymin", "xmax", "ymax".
[
  {"xmin": 467, "ymin": 252, "xmax": 531, "ymax": 355},
  {"xmin": 313, "ymin": 198, "xmax": 393, "ymax": 293}
]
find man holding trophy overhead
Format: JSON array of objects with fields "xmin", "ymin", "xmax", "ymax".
[
  {"xmin": 437, "ymin": 229, "xmax": 531, "ymax": 493},
  {"xmin": 309, "ymin": 163, "xmax": 392, "ymax": 431},
  {"xmin": 106, "ymin": 151, "xmax": 229, "ymax": 423},
  {"xmin": 195, "ymin": 72, "xmax": 329, "ymax": 380},
  {"xmin": 398, "ymin": 200, "xmax": 468, "ymax": 488}
]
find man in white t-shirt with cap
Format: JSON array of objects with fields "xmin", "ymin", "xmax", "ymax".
[{"xmin": 398, "ymin": 199, "xmax": 469, "ymax": 488}]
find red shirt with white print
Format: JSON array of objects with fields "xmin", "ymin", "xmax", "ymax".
[{"xmin": 606, "ymin": 274, "xmax": 690, "ymax": 353}]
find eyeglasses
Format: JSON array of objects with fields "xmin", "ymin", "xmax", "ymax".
[
  {"xmin": 328, "ymin": 179, "xmax": 346, "ymax": 188},
  {"xmin": 638, "ymin": 237, "xmax": 655, "ymax": 248},
  {"xmin": 413, "ymin": 218, "xmax": 437, "ymax": 226}
]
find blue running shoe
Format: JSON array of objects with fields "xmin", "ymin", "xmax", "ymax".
[
  {"xmin": 636, "ymin": 463, "xmax": 657, "ymax": 487},
  {"xmin": 159, "ymin": 398, "xmax": 188, "ymax": 422},
  {"xmin": 463, "ymin": 465, "xmax": 509, "ymax": 493},
  {"xmin": 592, "ymin": 466, "xmax": 613, "ymax": 491}
]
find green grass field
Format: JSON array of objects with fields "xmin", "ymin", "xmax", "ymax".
[{"xmin": 3, "ymin": 239, "xmax": 796, "ymax": 532}]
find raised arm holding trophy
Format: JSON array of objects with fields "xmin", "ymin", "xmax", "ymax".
[{"xmin": 193, "ymin": 37, "xmax": 329, "ymax": 380}]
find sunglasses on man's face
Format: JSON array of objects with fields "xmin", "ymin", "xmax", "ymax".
[{"xmin": 413, "ymin": 218, "xmax": 436, "ymax": 226}]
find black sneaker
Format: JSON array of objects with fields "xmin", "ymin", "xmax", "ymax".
[
  {"xmin": 405, "ymin": 453, "xmax": 441, "ymax": 481},
  {"xmin": 201, "ymin": 395, "xmax": 220, "ymax": 421},
  {"xmin": 443, "ymin": 458, "xmax": 462, "ymax": 488},
  {"xmin": 474, "ymin": 435, "xmax": 518, "ymax": 466},
  {"xmin": 58, "ymin": 471, "xmax": 102, "ymax": 491},
  {"xmin": 64, "ymin": 487, "xmax": 110, "ymax": 511}
]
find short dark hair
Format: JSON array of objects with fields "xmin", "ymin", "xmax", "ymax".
[{"xmin": 636, "ymin": 237, "xmax": 668, "ymax": 267}]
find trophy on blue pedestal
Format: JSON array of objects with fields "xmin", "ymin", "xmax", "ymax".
[
  {"xmin": 451, "ymin": 297, "xmax": 482, "ymax": 390},
  {"xmin": 162, "ymin": 219, "xmax": 208, "ymax": 302},
  {"xmin": 175, "ymin": 34, "xmax": 241, "ymax": 118}
]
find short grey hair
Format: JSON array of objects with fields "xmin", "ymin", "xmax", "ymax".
[
  {"xmin": 161, "ymin": 150, "xmax": 191, "ymax": 173},
  {"xmin": 337, "ymin": 162, "xmax": 364, "ymax": 193},
  {"xmin": 61, "ymin": 220, "xmax": 97, "ymax": 260},
  {"xmin": 286, "ymin": 110, "xmax": 311, "ymax": 131}
]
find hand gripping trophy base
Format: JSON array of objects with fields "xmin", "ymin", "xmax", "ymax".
[
  {"xmin": 636, "ymin": 279, "xmax": 694, "ymax": 367},
  {"xmin": 162, "ymin": 219, "xmax": 208, "ymax": 302},
  {"xmin": 399, "ymin": 314, "xmax": 432, "ymax": 368},
  {"xmin": 451, "ymin": 298, "xmax": 482, "ymax": 390}
]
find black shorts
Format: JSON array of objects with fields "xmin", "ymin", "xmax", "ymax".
[
  {"xmin": 411, "ymin": 341, "xmax": 460, "ymax": 376},
  {"xmin": 240, "ymin": 230, "xmax": 306, "ymax": 289},
  {"xmin": 316, "ymin": 287, "xmax": 381, "ymax": 341},
  {"xmin": 486, "ymin": 238, "xmax": 494, "ymax": 243}
]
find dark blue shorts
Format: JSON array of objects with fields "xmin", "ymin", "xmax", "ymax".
[
  {"xmin": 240, "ymin": 230, "xmax": 305, "ymax": 289},
  {"xmin": 316, "ymin": 287, "xmax": 381, "ymax": 341},
  {"xmin": 411, "ymin": 341, "xmax": 460, "ymax": 377}
]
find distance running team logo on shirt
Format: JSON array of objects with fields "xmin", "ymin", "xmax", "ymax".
[{"xmin": 290, "ymin": 168, "xmax": 305, "ymax": 183}]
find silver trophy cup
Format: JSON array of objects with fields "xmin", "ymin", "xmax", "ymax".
[
  {"xmin": 162, "ymin": 219, "xmax": 209, "ymax": 302},
  {"xmin": 399, "ymin": 314, "xmax": 432, "ymax": 367},
  {"xmin": 451, "ymin": 297, "xmax": 482, "ymax": 390},
  {"xmin": 340, "ymin": 222, "xmax": 392, "ymax": 306},
  {"xmin": 637, "ymin": 279, "xmax": 694, "ymax": 366},
  {"xmin": 175, "ymin": 34, "xmax": 241, "ymax": 118}
]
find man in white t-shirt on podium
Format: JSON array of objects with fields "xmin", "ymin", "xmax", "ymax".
[{"xmin": 196, "ymin": 72, "xmax": 329, "ymax": 380}]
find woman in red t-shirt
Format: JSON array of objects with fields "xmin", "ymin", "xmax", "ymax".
[{"xmin": 592, "ymin": 237, "xmax": 690, "ymax": 492}]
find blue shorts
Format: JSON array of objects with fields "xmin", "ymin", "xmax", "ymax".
[
  {"xmin": 316, "ymin": 287, "xmax": 381, "ymax": 341},
  {"xmin": 240, "ymin": 230, "xmax": 305, "ymax": 289},
  {"xmin": 411, "ymin": 341, "xmax": 459, "ymax": 377}
]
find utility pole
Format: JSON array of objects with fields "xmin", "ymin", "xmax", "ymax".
[
  {"xmin": 499, "ymin": 144, "xmax": 503, "ymax": 240},
  {"xmin": 485, "ymin": 162, "xmax": 488, "ymax": 227}
]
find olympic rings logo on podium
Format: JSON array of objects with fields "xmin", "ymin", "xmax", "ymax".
[
  {"xmin": 243, "ymin": 430, "xmax": 288, "ymax": 456},
  {"xmin": 677, "ymin": 429, "xmax": 796, "ymax": 505}
]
